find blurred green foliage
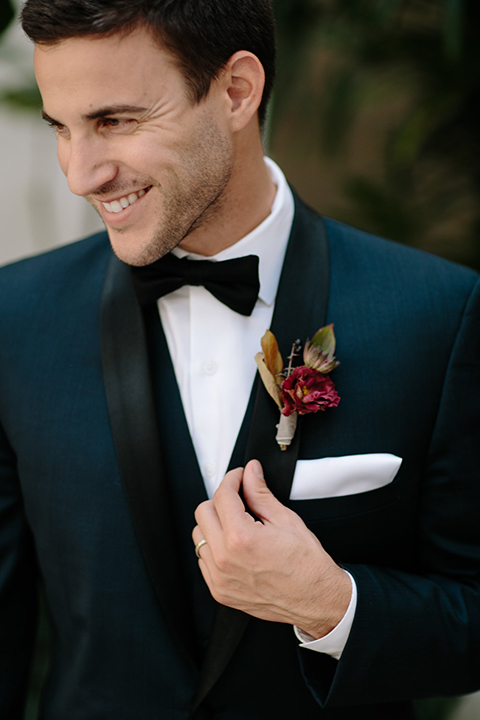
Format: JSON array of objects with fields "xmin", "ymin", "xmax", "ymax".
[
  {"xmin": 271, "ymin": 0, "xmax": 480, "ymax": 270},
  {"xmin": 1, "ymin": 84, "xmax": 41, "ymax": 108},
  {"xmin": 0, "ymin": 0, "xmax": 14, "ymax": 36}
]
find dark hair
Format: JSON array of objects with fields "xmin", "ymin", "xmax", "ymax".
[{"xmin": 20, "ymin": 0, "xmax": 276, "ymax": 127}]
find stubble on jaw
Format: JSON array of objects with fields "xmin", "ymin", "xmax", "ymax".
[{"xmin": 89, "ymin": 115, "xmax": 235, "ymax": 267}]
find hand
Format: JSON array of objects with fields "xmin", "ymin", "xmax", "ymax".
[{"xmin": 192, "ymin": 459, "xmax": 352, "ymax": 638}]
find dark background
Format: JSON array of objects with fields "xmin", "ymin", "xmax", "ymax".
[{"xmin": 270, "ymin": 0, "xmax": 480, "ymax": 273}]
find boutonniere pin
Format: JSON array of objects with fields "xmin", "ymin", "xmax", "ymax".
[{"xmin": 255, "ymin": 324, "xmax": 340, "ymax": 450}]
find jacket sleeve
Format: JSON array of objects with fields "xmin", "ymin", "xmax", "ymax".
[
  {"xmin": 0, "ymin": 420, "xmax": 39, "ymax": 719},
  {"xmin": 299, "ymin": 277, "xmax": 480, "ymax": 707}
]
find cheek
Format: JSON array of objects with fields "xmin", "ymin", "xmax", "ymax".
[
  {"xmin": 110, "ymin": 136, "xmax": 164, "ymax": 178},
  {"xmin": 130, "ymin": 121, "xmax": 202, "ymax": 171}
]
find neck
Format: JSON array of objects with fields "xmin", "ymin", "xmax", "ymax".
[{"xmin": 178, "ymin": 126, "xmax": 276, "ymax": 257}]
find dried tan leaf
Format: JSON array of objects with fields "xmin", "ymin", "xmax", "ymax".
[
  {"xmin": 255, "ymin": 352, "xmax": 283, "ymax": 408},
  {"xmin": 260, "ymin": 330, "xmax": 283, "ymax": 385}
]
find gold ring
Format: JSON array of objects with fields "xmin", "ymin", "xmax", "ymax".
[{"xmin": 195, "ymin": 539, "xmax": 208, "ymax": 558}]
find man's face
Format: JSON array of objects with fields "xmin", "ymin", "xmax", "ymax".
[{"xmin": 34, "ymin": 28, "xmax": 234, "ymax": 265}]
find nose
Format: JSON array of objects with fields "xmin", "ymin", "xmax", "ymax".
[{"xmin": 58, "ymin": 134, "xmax": 118, "ymax": 198}]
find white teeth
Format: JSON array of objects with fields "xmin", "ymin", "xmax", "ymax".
[{"xmin": 102, "ymin": 188, "xmax": 148, "ymax": 213}]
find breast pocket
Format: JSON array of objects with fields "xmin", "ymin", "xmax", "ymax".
[
  {"xmin": 288, "ymin": 453, "xmax": 404, "ymax": 525},
  {"xmin": 288, "ymin": 454, "xmax": 409, "ymax": 564},
  {"xmin": 290, "ymin": 453, "xmax": 402, "ymax": 500}
]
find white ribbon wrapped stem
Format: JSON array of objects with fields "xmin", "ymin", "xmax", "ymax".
[{"xmin": 276, "ymin": 412, "xmax": 298, "ymax": 451}]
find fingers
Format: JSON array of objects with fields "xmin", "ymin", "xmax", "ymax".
[
  {"xmin": 209, "ymin": 466, "xmax": 248, "ymax": 526},
  {"xmin": 191, "ymin": 525, "xmax": 215, "ymax": 587},
  {"xmin": 193, "ymin": 467, "xmax": 246, "ymax": 562},
  {"xmin": 194, "ymin": 460, "xmax": 291, "ymax": 555},
  {"xmin": 242, "ymin": 459, "xmax": 290, "ymax": 524},
  {"xmin": 195, "ymin": 466, "xmax": 254, "ymax": 533},
  {"xmin": 194, "ymin": 537, "xmax": 208, "ymax": 559},
  {"xmin": 192, "ymin": 525, "xmax": 213, "ymax": 569},
  {"xmin": 206, "ymin": 460, "xmax": 273, "ymax": 527},
  {"xmin": 192, "ymin": 460, "xmax": 290, "ymax": 570},
  {"xmin": 193, "ymin": 466, "xmax": 250, "ymax": 582}
]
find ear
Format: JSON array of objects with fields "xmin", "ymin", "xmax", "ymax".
[{"xmin": 222, "ymin": 51, "xmax": 265, "ymax": 132}]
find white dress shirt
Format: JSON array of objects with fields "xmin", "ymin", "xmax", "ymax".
[{"xmin": 158, "ymin": 158, "xmax": 356, "ymax": 659}]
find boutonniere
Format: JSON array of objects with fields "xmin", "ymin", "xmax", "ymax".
[{"xmin": 255, "ymin": 324, "xmax": 340, "ymax": 450}]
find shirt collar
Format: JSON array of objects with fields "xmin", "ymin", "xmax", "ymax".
[{"xmin": 171, "ymin": 158, "xmax": 294, "ymax": 307}]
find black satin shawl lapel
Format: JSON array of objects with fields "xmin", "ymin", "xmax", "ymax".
[
  {"xmin": 192, "ymin": 196, "xmax": 330, "ymax": 713},
  {"xmin": 248, "ymin": 195, "xmax": 331, "ymax": 501},
  {"xmin": 100, "ymin": 252, "xmax": 197, "ymax": 672}
]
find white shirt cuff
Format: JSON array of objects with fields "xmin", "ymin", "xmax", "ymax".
[{"xmin": 294, "ymin": 571, "xmax": 357, "ymax": 660}]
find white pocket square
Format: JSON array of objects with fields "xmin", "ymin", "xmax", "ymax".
[{"xmin": 290, "ymin": 453, "xmax": 403, "ymax": 500}]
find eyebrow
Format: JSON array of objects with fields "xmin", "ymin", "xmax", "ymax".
[{"xmin": 41, "ymin": 105, "xmax": 149, "ymax": 125}]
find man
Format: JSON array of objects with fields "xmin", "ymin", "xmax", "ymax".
[{"xmin": 0, "ymin": 0, "xmax": 479, "ymax": 717}]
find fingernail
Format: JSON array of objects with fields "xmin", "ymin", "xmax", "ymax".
[{"xmin": 250, "ymin": 459, "xmax": 264, "ymax": 479}]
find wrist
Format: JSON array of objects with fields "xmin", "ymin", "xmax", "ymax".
[{"xmin": 298, "ymin": 567, "xmax": 352, "ymax": 639}]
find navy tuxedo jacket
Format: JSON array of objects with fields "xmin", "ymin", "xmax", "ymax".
[{"xmin": 1, "ymin": 197, "xmax": 480, "ymax": 719}]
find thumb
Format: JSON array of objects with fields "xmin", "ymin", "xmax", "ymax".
[{"xmin": 242, "ymin": 459, "xmax": 285, "ymax": 522}]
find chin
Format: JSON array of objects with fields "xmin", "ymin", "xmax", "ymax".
[
  {"xmin": 108, "ymin": 231, "xmax": 172, "ymax": 267},
  {"xmin": 110, "ymin": 245, "xmax": 157, "ymax": 268},
  {"xmin": 107, "ymin": 235, "xmax": 148, "ymax": 267}
]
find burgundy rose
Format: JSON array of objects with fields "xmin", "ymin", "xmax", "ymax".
[{"xmin": 281, "ymin": 366, "xmax": 340, "ymax": 417}]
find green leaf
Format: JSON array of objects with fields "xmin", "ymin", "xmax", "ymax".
[
  {"xmin": 255, "ymin": 353, "xmax": 283, "ymax": 408},
  {"xmin": 309, "ymin": 324, "xmax": 336, "ymax": 357}
]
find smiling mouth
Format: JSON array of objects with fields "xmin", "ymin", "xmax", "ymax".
[{"xmin": 100, "ymin": 186, "xmax": 152, "ymax": 213}]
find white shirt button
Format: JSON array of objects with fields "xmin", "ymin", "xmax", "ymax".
[
  {"xmin": 204, "ymin": 462, "xmax": 217, "ymax": 478},
  {"xmin": 203, "ymin": 360, "xmax": 218, "ymax": 376}
]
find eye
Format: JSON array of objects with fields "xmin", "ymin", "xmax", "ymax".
[
  {"xmin": 100, "ymin": 117, "xmax": 136, "ymax": 131},
  {"xmin": 101, "ymin": 118, "xmax": 120, "ymax": 127},
  {"xmin": 46, "ymin": 120, "xmax": 69, "ymax": 138}
]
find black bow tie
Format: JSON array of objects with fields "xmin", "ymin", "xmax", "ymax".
[{"xmin": 130, "ymin": 253, "xmax": 260, "ymax": 316}]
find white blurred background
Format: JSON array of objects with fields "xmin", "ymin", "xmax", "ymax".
[{"xmin": 0, "ymin": 9, "xmax": 103, "ymax": 267}]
